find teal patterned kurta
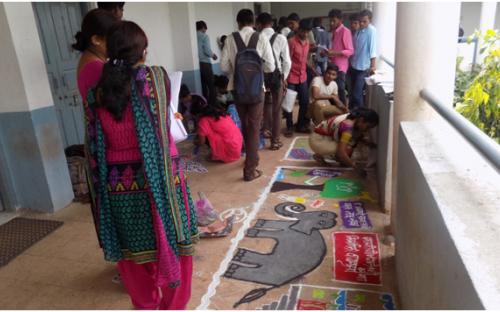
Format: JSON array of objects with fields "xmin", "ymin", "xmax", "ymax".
[{"xmin": 84, "ymin": 65, "xmax": 198, "ymax": 270}]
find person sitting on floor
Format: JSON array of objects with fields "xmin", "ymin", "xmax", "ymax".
[
  {"xmin": 179, "ymin": 84, "xmax": 207, "ymax": 133},
  {"xmin": 309, "ymin": 64, "xmax": 348, "ymax": 125},
  {"xmin": 213, "ymin": 74, "xmax": 233, "ymax": 109},
  {"xmin": 309, "ymin": 107, "xmax": 378, "ymax": 175},
  {"xmin": 191, "ymin": 97, "xmax": 243, "ymax": 163}
]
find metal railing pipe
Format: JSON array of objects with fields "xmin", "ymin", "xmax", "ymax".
[
  {"xmin": 379, "ymin": 55, "xmax": 395, "ymax": 68},
  {"xmin": 420, "ymin": 88, "xmax": 500, "ymax": 171}
]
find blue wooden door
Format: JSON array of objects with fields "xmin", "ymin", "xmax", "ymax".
[{"xmin": 33, "ymin": 2, "xmax": 86, "ymax": 148}]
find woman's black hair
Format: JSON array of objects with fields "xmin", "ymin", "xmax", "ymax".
[
  {"xmin": 219, "ymin": 35, "xmax": 227, "ymax": 50},
  {"xmin": 97, "ymin": 2, "xmax": 125, "ymax": 10},
  {"xmin": 179, "ymin": 84, "xmax": 191, "ymax": 99},
  {"xmin": 96, "ymin": 21, "xmax": 148, "ymax": 120},
  {"xmin": 72, "ymin": 9, "xmax": 117, "ymax": 52},
  {"xmin": 190, "ymin": 96, "xmax": 228, "ymax": 121},
  {"xmin": 347, "ymin": 107, "xmax": 379, "ymax": 126}
]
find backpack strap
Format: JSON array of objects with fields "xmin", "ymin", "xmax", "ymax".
[
  {"xmin": 248, "ymin": 32, "xmax": 260, "ymax": 50},
  {"xmin": 270, "ymin": 32, "xmax": 278, "ymax": 46},
  {"xmin": 269, "ymin": 32, "xmax": 280, "ymax": 73},
  {"xmin": 233, "ymin": 32, "xmax": 246, "ymax": 52}
]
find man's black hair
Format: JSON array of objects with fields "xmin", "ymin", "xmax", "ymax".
[
  {"xmin": 326, "ymin": 64, "xmax": 339, "ymax": 73},
  {"xmin": 328, "ymin": 9, "xmax": 343, "ymax": 19},
  {"xmin": 359, "ymin": 9, "xmax": 373, "ymax": 20},
  {"xmin": 278, "ymin": 16, "xmax": 288, "ymax": 27},
  {"xmin": 237, "ymin": 9, "xmax": 254, "ymax": 26},
  {"xmin": 313, "ymin": 17, "xmax": 322, "ymax": 28},
  {"xmin": 196, "ymin": 20, "xmax": 207, "ymax": 31},
  {"xmin": 97, "ymin": 2, "xmax": 125, "ymax": 10},
  {"xmin": 256, "ymin": 12, "xmax": 273, "ymax": 26},
  {"xmin": 349, "ymin": 13, "xmax": 360, "ymax": 22},
  {"xmin": 298, "ymin": 18, "xmax": 312, "ymax": 31},
  {"xmin": 287, "ymin": 13, "xmax": 300, "ymax": 22}
]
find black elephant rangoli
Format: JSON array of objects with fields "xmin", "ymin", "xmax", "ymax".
[{"xmin": 224, "ymin": 202, "xmax": 337, "ymax": 307}]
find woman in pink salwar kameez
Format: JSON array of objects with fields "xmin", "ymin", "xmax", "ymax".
[{"xmin": 76, "ymin": 17, "xmax": 198, "ymax": 310}]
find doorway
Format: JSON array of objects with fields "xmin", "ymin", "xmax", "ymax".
[{"xmin": 33, "ymin": 2, "xmax": 88, "ymax": 148}]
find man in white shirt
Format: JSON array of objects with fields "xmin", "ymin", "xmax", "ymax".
[
  {"xmin": 309, "ymin": 64, "xmax": 348, "ymax": 125},
  {"xmin": 220, "ymin": 9, "xmax": 275, "ymax": 182},
  {"xmin": 256, "ymin": 12, "xmax": 291, "ymax": 151}
]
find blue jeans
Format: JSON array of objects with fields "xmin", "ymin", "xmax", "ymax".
[
  {"xmin": 348, "ymin": 67, "xmax": 368, "ymax": 109},
  {"xmin": 285, "ymin": 81, "xmax": 309, "ymax": 130},
  {"xmin": 335, "ymin": 71, "xmax": 347, "ymax": 106}
]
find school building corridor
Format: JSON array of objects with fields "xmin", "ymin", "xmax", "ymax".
[
  {"xmin": 0, "ymin": 1, "xmax": 499, "ymax": 310},
  {"xmin": 0, "ymin": 131, "xmax": 398, "ymax": 309}
]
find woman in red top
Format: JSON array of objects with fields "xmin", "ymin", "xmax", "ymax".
[
  {"xmin": 74, "ymin": 8, "xmax": 117, "ymax": 245},
  {"xmin": 191, "ymin": 98, "xmax": 243, "ymax": 163},
  {"xmin": 75, "ymin": 9, "xmax": 117, "ymax": 100}
]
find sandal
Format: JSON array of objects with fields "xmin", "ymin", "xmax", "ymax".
[
  {"xmin": 262, "ymin": 129, "xmax": 272, "ymax": 139},
  {"xmin": 244, "ymin": 169, "xmax": 263, "ymax": 182},
  {"xmin": 269, "ymin": 141, "xmax": 283, "ymax": 151},
  {"xmin": 284, "ymin": 128, "xmax": 294, "ymax": 138}
]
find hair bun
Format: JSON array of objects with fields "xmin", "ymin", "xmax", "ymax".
[{"xmin": 72, "ymin": 31, "xmax": 87, "ymax": 52}]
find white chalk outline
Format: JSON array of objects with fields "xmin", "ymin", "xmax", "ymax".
[
  {"xmin": 196, "ymin": 166, "xmax": 281, "ymax": 309},
  {"xmin": 282, "ymin": 136, "xmax": 315, "ymax": 162},
  {"xmin": 197, "ymin": 165, "xmax": 355, "ymax": 309},
  {"xmin": 218, "ymin": 207, "xmax": 248, "ymax": 224}
]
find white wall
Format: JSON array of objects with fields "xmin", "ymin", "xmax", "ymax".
[
  {"xmin": 270, "ymin": 2, "xmax": 362, "ymax": 19},
  {"xmin": 396, "ymin": 120, "xmax": 500, "ymax": 309},
  {"xmin": 496, "ymin": 5, "xmax": 500, "ymax": 30},
  {"xmin": 194, "ymin": 2, "xmax": 235, "ymax": 57},
  {"xmin": 460, "ymin": 2, "xmax": 482, "ymax": 36},
  {"xmin": 124, "ymin": 2, "xmax": 176, "ymax": 71},
  {"xmin": 1, "ymin": 3, "xmax": 53, "ymax": 113}
]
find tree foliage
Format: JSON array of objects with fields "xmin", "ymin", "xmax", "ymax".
[{"xmin": 454, "ymin": 30, "xmax": 500, "ymax": 143}]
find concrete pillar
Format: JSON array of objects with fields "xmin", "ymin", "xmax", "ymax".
[
  {"xmin": 372, "ymin": 2, "xmax": 396, "ymax": 71},
  {"xmin": 0, "ymin": 3, "xmax": 74, "ymax": 212},
  {"xmin": 168, "ymin": 2, "xmax": 202, "ymax": 93},
  {"xmin": 390, "ymin": 2, "xmax": 461, "ymax": 232},
  {"xmin": 477, "ymin": 2, "xmax": 497, "ymax": 62}
]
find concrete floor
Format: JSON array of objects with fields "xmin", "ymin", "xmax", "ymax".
[{"xmin": 0, "ymin": 132, "xmax": 398, "ymax": 309}]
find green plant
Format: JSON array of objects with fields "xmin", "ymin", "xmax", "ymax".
[
  {"xmin": 453, "ymin": 56, "xmax": 480, "ymax": 107},
  {"xmin": 455, "ymin": 29, "xmax": 500, "ymax": 143}
]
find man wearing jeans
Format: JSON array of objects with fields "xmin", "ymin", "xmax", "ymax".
[
  {"xmin": 348, "ymin": 9, "xmax": 377, "ymax": 108},
  {"xmin": 285, "ymin": 19, "xmax": 312, "ymax": 136},
  {"xmin": 325, "ymin": 9, "xmax": 353, "ymax": 107}
]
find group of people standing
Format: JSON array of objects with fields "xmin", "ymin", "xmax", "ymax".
[
  {"xmin": 72, "ymin": 3, "xmax": 380, "ymax": 310},
  {"xmin": 196, "ymin": 8, "xmax": 379, "ymax": 181}
]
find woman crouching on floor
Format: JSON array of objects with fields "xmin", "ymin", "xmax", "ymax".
[
  {"xmin": 309, "ymin": 107, "xmax": 379, "ymax": 175},
  {"xmin": 191, "ymin": 97, "xmax": 243, "ymax": 163}
]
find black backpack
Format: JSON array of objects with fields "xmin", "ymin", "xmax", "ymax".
[
  {"xmin": 264, "ymin": 33, "xmax": 283, "ymax": 92},
  {"xmin": 233, "ymin": 31, "xmax": 264, "ymax": 105}
]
